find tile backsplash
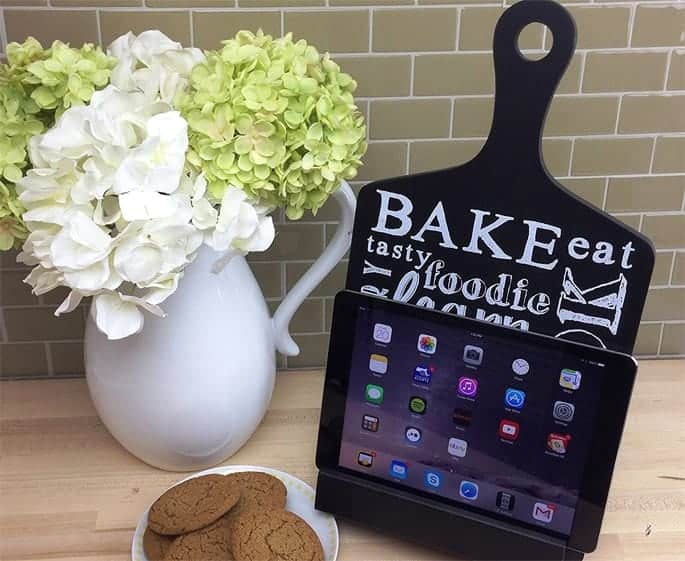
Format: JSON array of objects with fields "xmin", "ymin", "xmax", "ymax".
[{"xmin": 1, "ymin": 0, "xmax": 683, "ymax": 377}]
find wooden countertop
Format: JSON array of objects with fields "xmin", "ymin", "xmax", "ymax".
[{"xmin": 1, "ymin": 360, "xmax": 683, "ymax": 561}]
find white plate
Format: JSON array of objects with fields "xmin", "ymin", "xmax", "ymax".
[{"xmin": 132, "ymin": 465, "xmax": 339, "ymax": 561}]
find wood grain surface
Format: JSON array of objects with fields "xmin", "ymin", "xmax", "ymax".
[{"xmin": 1, "ymin": 361, "xmax": 683, "ymax": 561}]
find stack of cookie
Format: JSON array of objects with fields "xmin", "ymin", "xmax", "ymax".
[{"xmin": 143, "ymin": 472, "xmax": 324, "ymax": 561}]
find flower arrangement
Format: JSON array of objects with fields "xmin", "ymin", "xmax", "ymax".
[{"xmin": 0, "ymin": 30, "xmax": 366, "ymax": 339}]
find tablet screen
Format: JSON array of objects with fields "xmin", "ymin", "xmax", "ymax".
[{"xmin": 337, "ymin": 300, "xmax": 608, "ymax": 538}]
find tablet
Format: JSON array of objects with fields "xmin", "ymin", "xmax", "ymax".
[{"xmin": 316, "ymin": 290, "xmax": 636, "ymax": 553}]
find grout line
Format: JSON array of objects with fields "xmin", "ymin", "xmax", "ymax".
[
  {"xmin": 448, "ymin": 97, "xmax": 455, "ymax": 138},
  {"xmin": 354, "ymin": 90, "xmax": 685, "ymax": 100},
  {"xmin": 663, "ymin": 48, "xmax": 673, "ymax": 91},
  {"xmin": 648, "ymin": 136, "xmax": 658, "ymax": 173},
  {"xmin": 44, "ymin": 342, "xmax": 54, "ymax": 377},
  {"xmin": 613, "ymin": 94, "xmax": 623, "ymax": 134},
  {"xmin": 567, "ymin": 138, "xmax": 575, "ymax": 177},
  {"xmin": 454, "ymin": 7, "xmax": 461, "ymax": 52},
  {"xmin": 280, "ymin": 9, "xmax": 284, "ymax": 37},
  {"xmin": 656, "ymin": 323, "xmax": 665, "ymax": 356},
  {"xmin": 0, "ymin": 308, "xmax": 7, "ymax": 343},
  {"xmin": 368, "ymin": 8, "xmax": 373, "ymax": 53},
  {"xmin": 405, "ymin": 141, "xmax": 411, "ymax": 175},
  {"xmin": 638, "ymin": 213, "xmax": 645, "ymax": 232},
  {"xmin": 95, "ymin": 9, "xmax": 103, "ymax": 46},
  {"xmin": 188, "ymin": 10, "xmax": 194, "ymax": 48},
  {"xmin": 626, "ymin": 2, "xmax": 637, "ymax": 48},
  {"xmin": 667, "ymin": 251, "xmax": 677, "ymax": 286},
  {"xmin": 601, "ymin": 177, "xmax": 609, "ymax": 211},
  {"xmin": 0, "ymin": 9, "xmax": 7, "ymax": 53},
  {"xmin": 409, "ymin": 54, "xmax": 415, "ymax": 96}
]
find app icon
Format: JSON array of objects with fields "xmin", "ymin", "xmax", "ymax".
[
  {"xmin": 409, "ymin": 396, "xmax": 427, "ymax": 415},
  {"xmin": 559, "ymin": 369, "xmax": 582, "ymax": 390},
  {"xmin": 496, "ymin": 491, "xmax": 516, "ymax": 511},
  {"xmin": 532, "ymin": 502, "xmax": 556, "ymax": 523},
  {"xmin": 459, "ymin": 480, "xmax": 479, "ymax": 501},
  {"xmin": 463, "ymin": 345, "xmax": 484, "ymax": 366},
  {"xmin": 369, "ymin": 354, "xmax": 388, "ymax": 374},
  {"xmin": 405, "ymin": 426, "xmax": 422, "ymax": 444},
  {"xmin": 553, "ymin": 401, "xmax": 575, "ymax": 422},
  {"xmin": 453, "ymin": 407, "xmax": 473, "ymax": 428},
  {"xmin": 365, "ymin": 384, "xmax": 384, "ymax": 405},
  {"xmin": 457, "ymin": 377, "xmax": 479, "ymax": 398},
  {"xmin": 361, "ymin": 414, "xmax": 379, "ymax": 432},
  {"xmin": 547, "ymin": 433, "xmax": 571, "ymax": 455},
  {"xmin": 424, "ymin": 470, "xmax": 442, "ymax": 489},
  {"xmin": 417, "ymin": 334, "xmax": 437, "ymax": 354},
  {"xmin": 512, "ymin": 358, "xmax": 530, "ymax": 376},
  {"xmin": 448, "ymin": 437, "xmax": 468, "ymax": 458},
  {"xmin": 357, "ymin": 451, "xmax": 374, "ymax": 467},
  {"xmin": 504, "ymin": 388, "xmax": 526, "ymax": 410},
  {"xmin": 389, "ymin": 460, "xmax": 408, "ymax": 479},
  {"xmin": 498, "ymin": 419, "xmax": 520, "ymax": 440},
  {"xmin": 373, "ymin": 323, "xmax": 392, "ymax": 344},
  {"xmin": 413, "ymin": 365, "xmax": 432, "ymax": 385}
]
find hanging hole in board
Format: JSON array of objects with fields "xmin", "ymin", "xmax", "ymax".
[{"xmin": 517, "ymin": 22, "xmax": 552, "ymax": 61}]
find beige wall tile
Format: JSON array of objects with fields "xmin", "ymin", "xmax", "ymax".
[
  {"xmin": 147, "ymin": 0, "xmax": 235, "ymax": 6},
  {"xmin": 324, "ymin": 297, "xmax": 334, "ymax": 332},
  {"xmin": 414, "ymin": 53, "xmax": 494, "ymax": 95},
  {"xmin": 409, "ymin": 139, "xmax": 484, "ymax": 173},
  {"xmin": 51, "ymin": 0, "xmax": 140, "ymax": 6},
  {"xmin": 642, "ymin": 215, "xmax": 685, "ymax": 250},
  {"xmin": 632, "ymin": 4, "xmax": 685, "ymax": 48},
  {"xmin": 50, "ymin": 341, "xmax": 85, "ymax": 376},
  {"xmin": 370, "ymin": 99, "xmax": 451, "ymax": 140},
  {"xmin": 652, "ymin": 136, "xmax": 685, "ymax": 174},
  {"xmin": 542, "ymin": 138, "xmax": 573, "ymax": 177},
  {"xmin": 643, "ymin": 287, "xmax": 685, "ymax": 321},
  {"xmin": 336, "ymin": 55, "xmax": 411, "ymax": 97},
  {"xmin": 332, "ymin": 0, "xmax": 411, "ymax": 4},
  {"xmin": 652, "ymin": 252, "xmax": 675, "ymax": 286},
  {"xmin": 0, "ymin": 0, "xmax": 46, "ymax": 6},
  {"xmin": 660, "ymin": 323, "xmax": 685, "ymax": 355},
  {"xmin": 241, "ymin": 0, "xmax": 321, "ymax": 6},
  {"xmin": 559, "ymin": 177, "xmax": 605, "ymax": 209},
  {"xmin": 0, "ymin": 250, "xmax": 27, "ymax": 270},
  {"xmin": 357, "ymin": 142, "xmax": 408, "ymax": 182},
  {"xmin": 284, "ymin": 11, "xmax": 369, "ymax": 53},
  {"xmin": 193, "ymin": 11, "xmax": 280, "ymax": 50},
  {"xmin": 459, "ymin": 7, "xmax": 542, "ymax": 51},
  {"xmin": 258, "ymin": 223, "xmax": 324, "ymax": 261},
  {"xmin": 286, "ymin": 261, "xmax": 346, "ymax": 298},
  {"xmin": 249, "ymin": 262, "xmax": 282, "ymax": 299},
  {"xmin": 5, "ymin": 307, "xmax": 85, "ymax": 341},
  {"xmin": 583, "ymin": 52, "xmax": 668, "ymax": 93},
  {"xmin": 373, "ymin": 8, "xmax": 457, "ymax": 52},
  {"xmin": 572, "ymin": 138, "xmax": 653, "ymax": 176},
  {"xmin": 0, "ymin": 343, "xmax": 48, "ymax": 377},
  {"xmin": 606, "ymin": 176, "xmax": 685, "ymax": 213},
  {"xmin": 100, "ymin": 11, "xmax": 190, "ymax": 45},
  {"xmin": 619, "ymin": 94, "xmax": 685, "ymax": 134},
  {"xmin": 562, "ymin": 6, "xmax": 630, "ymax": 49},
  {"xmin": 613, "ymin": 214, "xmax": 641, "ymax": 231},
  {"xmin": 5, "ymin": 10, "xmax": 98, "ymax": 45},
  {"xmin": 452, "ymin": 97, "xmax": 493, "ymax": 138},
  {"xmin": 633, "ymin": 323, "xmax": 661, "ymax": 355},
  {"xmin": 1, "ymin": 270, "xmax": 38, "ymax": 306},
  {"xmin": 667, "ymin": 49, "xmax": 685, "ymax": 91},
  {"xmin": 289, "ymin": 298, "xmax": 324, "ymax": 333},
  {"xmin": 287, "ymin": 333, "xmax": 329, "ymax": 368},
  {"xmin": 557, "ymin": 53, "xmax": 582, "ymax": 94},
  {"xmin": 545, "ymin": 96, "xmax": 619, "ymax": 136},
  {"xmin": 672, "ymin": 252, "xmax": 685, "ymax": 285}
]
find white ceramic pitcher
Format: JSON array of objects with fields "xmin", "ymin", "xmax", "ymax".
[{"xmin": 84, "ymin": 182, "xmax": 356, "ymax": 471}]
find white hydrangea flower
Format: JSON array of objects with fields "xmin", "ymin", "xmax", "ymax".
[{"xmin": 108, "ymin": 30, "xmax": 205, "ymax": 104}]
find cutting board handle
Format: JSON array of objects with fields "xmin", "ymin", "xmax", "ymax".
[{"xmin": 479, "ymin": 0, "xmax": 576, "ymax": 169}]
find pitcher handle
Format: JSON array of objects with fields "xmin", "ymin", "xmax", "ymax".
[{"xmin": 272, "ymin": 181, "xmax": 357, "ymax": 356}]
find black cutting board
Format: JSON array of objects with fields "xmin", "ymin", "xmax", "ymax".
[{"xmin": 346, "ymin": 0, "xmax": 654, "ymax": 354}]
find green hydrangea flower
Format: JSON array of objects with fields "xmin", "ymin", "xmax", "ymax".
[
  {"xmin": 0, "ymin": 182, "xmax": 27, "ymax": 250},
  {"xmin": 177, "ymin": 30, "xmax": 367, "ymax": 220}
]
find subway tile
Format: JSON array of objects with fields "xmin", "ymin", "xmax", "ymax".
[
  {"xmin": 583, "ymin": 52, "xmax": 669, "ymax": 93},
  {"xmin": 452, "ymin": 97, "xmax": 493, "ymax": 138},
  {"xmin": 0, "ymin": 250, "xmax": 27, "ymax": 270},
  {"xmin": 324, "ymin": 224, "xmax": 350, "ymax": 261},
  {"xmin": 606, "ymin": 176, "xmax": 685, "ymax": 213},
  {"xmin": 285, "ymin": 261, "xmax": 347, "ymax": 298},
  {"xmin": 0, "ymin": 343, "xmax": 48, "ymax": 377},
  {"xmin": 633, "ymin": 323, "xmax": 661, "ymax": 356},
  {"xmin": 240, "ymin": 0, "xmax": 321, "ymax": 6},
  {"xmin": 559, "ymin": 177, "xmax": 605, "ymax": 209},
  {"xmin": 249, "ymin": 262, "xmax": 283, "ymax": 299},
  {"xmin": 5, "ymin": 10, "xmax": 98, "ymax": 45},
  {"xmin": 672, "ymin": 252, "xmax": 685, "ymax": 285},
  {"xmin": 284, "ymin": 11, "xmax": 369, "ymax": 53},
  {"xmin": 257, "ymin": 223, "xmax": 324, "ymax": 261},
  {"xmin": 414, "ymin": 53, "xmax": 494, "ymax": 96},
  {"xmin": 147, "ymin": 0, "xmax": 235, "ymax": 6},
  {"xmin": 652, "ymin": 252, "xmax": 675, "ymax": 286},
  {"xmin": 459, "ymin": 7, "xmax": 542, "ymax": 51},
  {"xmin": 193, "ymin": 11, "xmax": 280, "ymax": 50},
  {"xmin": 652, "ymin": 136, "xmax": 685, "ymax": 174},
  {"xmin": 667, "ymin": 50, "xmax": 685, "ymax": 91},
  {"xmin": 331, "ymin": 0, "xmax": 411, "ymax": 4},
  {"xmin": 660, "ymin": 323, "xmax": 685, "ymax": 355},
  {"xmin": 50, "ymin": 341, "xmax": 85, "ymax": 376},
  {"xmin": 100, "ymin": 11, "xmax": 191, "ymax": 46},
  {"xmin": 5, "ymin": 307, "xmax": 85, "ymax": 342},
  {"xmin": 357, "ymin": 142, "xmax": 408, "ymax": 182},
  {"xmin": 642, "ymin": 215, "xmax": 685, "ymax": 250},
  {"xmin": 613, "ymin": 214, "xmax": 641, "ymax": 231},
  {"xmin": 563, "ymin": 6, "xmax": 630, "ymax": 49},
  {"xmin": 632, "ymin": 5, "xmax": 685, "ymax": 48},
  {"xmin": 373, "ymin": 8, "xmax": 457, "ymax": 53},
  {"xmin": 544, "ymin": 96, "xmax": 619, "ymax": 136},
  {"xmin": 370, "ymin": 99, "xmax": 451, "ymax": 140},
  {"xmin": 572, "ymin": 138, "xmax": 653, "ymax": 176},
  {"xmin": 1, "ymin": 270, "xmax": 38, "ymax": 306},
  {"xmin": 289, "ymin": 298, "xmax": 324, "ymax": 334},
  {"xmin": 324, "ymin": 297, "xmax": 334, "ymax": 332},
  {"xmin": 51, "ymin": 0, "xmax": 140, "ymax": 6},
  {"xmin": 409, "ymin": 139, "xmax": 483, "ymax": 174},
  {"xmin": 643, "ymin": 288, "xmax": 685, "ymax": 321},
  {"xmin": 287, "ymin": 333, "xmax": 329, "ymax": 369},
  {"xmin": 542, "ymin": 138, "xmax": 572, "ymax": 177},
  {"xmin": 619, "ymin": 95, "xmax": 685, "ymax": 134},
  {"xmin": 336, "ymin": 55, "xmax": 411, "ymax": 97},
  {"xmin": 557, "ymin": 53, "xmax": 582, "ymax": 94},
  {"xmin": 0, "ymin": 0, "xmax": 46, "ymax": 5}
]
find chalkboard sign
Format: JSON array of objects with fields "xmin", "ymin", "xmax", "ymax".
[{"xmin": 346, "ymin": 0, "xmax": 654, "ymax": 354}]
